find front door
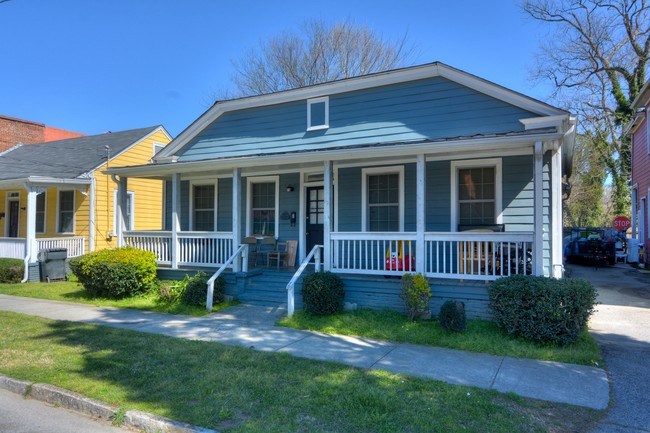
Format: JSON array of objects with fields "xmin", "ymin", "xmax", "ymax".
[
  {"xmin": 306, "ymin": 186, "xmax": 324, "ymax": 254},
  {"xmin": 8, "ymin": 200, "xmax": 19, "ymax": 237}
]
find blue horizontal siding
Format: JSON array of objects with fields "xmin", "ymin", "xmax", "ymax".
[{"xmin": 178, "ymin": 77, "xmax": 537, "ymax": 161}]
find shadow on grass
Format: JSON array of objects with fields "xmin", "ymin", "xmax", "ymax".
[{"xmin": 26, "ymin": 312, "xmax": 577, "ymax": 433}]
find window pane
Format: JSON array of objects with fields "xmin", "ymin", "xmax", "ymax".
[
  {"xmin": 36, "ymin": 192, "xmax": 45, "ymax": 233},
  {"xmin": 310, "ymin": 101, "xmax": 326, "ymax": 127},
  {"xmin": 368, "ymin": 173, "xmax": 399, "ymax": 232},
  {"xmin": 193, "ymin": 185, "xmax": 215, "ymax": 231},
  {"xmin": 458, "ymin": 166, "xmax": 496, "ymax": 226},
  {"xmin": 251, "ymin": 182, "xmax": 276, "ymax": 236},
  {"xmin": 58, "ymin": 191, "xmax": 74, "ymax": 233}
]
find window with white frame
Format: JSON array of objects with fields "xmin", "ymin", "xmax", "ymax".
[
  {"xmin": 192, "ymin": 184, "xmax": 215, "ymax": 231},
  {"xmin": 362, "ymin": 167, "xmax": 404, "ymax": 232},
  {"xmin": 307, "ymin": 96, "xmax": 329, "ymax": 131},
  {"xmin": 250, "ymin": 181, "xmax": 276, "ymax": 236},
  {"xmin": 36, "ymin": 192, "xmax": 46, "ymax": 234},
  {"xmin": 451, "ymin": 159, "xmax": 502, "ymax": 230},
  {"xmin": 113, "ymin": 190, "xmax": 135, "ymax": 232},
  {"xmin": 58, "ymin": 190, "xmax": 75, "ymax": 233}
]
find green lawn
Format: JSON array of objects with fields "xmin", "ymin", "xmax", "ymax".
[
  {"xmin": 279, "ymin": 309, "xmax": 602, "ymax": 366},
  {"xmin": 0, "ymin": 311, "xmax": 603, "ymax": 433},
  {"xmin": 0, "ymin": 281, "xmax": 236, "ymax": 316}
]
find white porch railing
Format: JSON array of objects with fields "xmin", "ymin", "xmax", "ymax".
[
  {"xmin": 331, "ymin": 231, "xmax": 534, "ymax": 281},
  {"xmin": 0, "ymin": 238, "xmax": 26, "ymax": 260},
  {"xmin": 124, "ymin": 231, "xmax": 234, "ymax": 267},
  {"xmin": 36, "ymin": 237, "xmax": 85, "ymax": 257},
  {"xmin": 124, "ymin": 231, "xmax": 172, "ymax": 264}
]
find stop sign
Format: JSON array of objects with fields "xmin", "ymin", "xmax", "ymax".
[{"xmin": 613, "ymin": 216, "xmax": 631, "ymax": 231}]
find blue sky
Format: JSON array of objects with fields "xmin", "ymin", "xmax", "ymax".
[{"xmin": 0, "ymin": 0, "xmax": 551, "ymax": 137}]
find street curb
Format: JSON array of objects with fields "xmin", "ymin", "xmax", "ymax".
[{"xmin": 0, "ymin": 373, "xmax": 218, "ymax": 433}]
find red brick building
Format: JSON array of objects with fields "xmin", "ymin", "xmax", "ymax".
[
  {"xmin": 0, "ymin": 115, "xmax": 85, "ymax": 153},
  {"xmin": 628, "ymin": 80, "xmax": 650, "ymax": 259}
]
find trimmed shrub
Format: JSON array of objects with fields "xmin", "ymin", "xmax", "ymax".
[
  {"xmin": 488, "ymin": 274, "xmax": 598, "ymax": 345},
  {"xmin": 69, "ymin": 247, "xmax": 157, "ymax": 298},
  {"xmin": 302, "ymin": 271, "xmax": 345, "ymax": 315},
  {"xmin": 181, "ymin": 272, "xmax": 225, "ymax": 307},
  {"xmin": 400, "ymin": 273, "xmax": 432, "ymax": 320},
  {"xmin": 0, "ymin": 258, "xmax": 24, "ymax": 283},
  {"xmin": 439, "ymin": 300, "xmax": 466, "ymax": 332}
]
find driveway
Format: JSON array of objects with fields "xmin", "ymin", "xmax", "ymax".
[{"xmin": 568, "ymin": 264, "xmax": 650, "ymax": 433}]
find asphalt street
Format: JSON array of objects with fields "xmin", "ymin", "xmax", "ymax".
[
  {"xmin": 0, "ymin": 388, "xmax": 128, "ymax": 433},
  {"xmin": 570, "ymin": 264, "xmax": 650, "ymax": 433}
]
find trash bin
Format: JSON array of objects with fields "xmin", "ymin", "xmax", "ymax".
[{"xmin": 39, "ymin": 248, "xmax": 68, "ymax": 282}]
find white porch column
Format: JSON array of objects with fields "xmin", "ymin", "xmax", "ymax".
[
  {"xmin": 171, "ymin": 173, "xmax": 181, "ymax": 269},
  {"xmin": 323, "ymin": 160, "xmax": 332, "ymax": 271},
  {"xmin": 533, "ymin": 141, "xmax": 544, "ymax": 276},
  {"xmin": 551, "ymin": 145, "xmax": 563, "ymax": 278},
  {"xmin": 25, "ymin": 187, "xmax": 39, "ymax": 264},
  {"xmin": 232, "ymin": 168, "xmax": 241, "ymax": 273},
  {"xmin": 416, "ymin": 154, "xmax": 426, "ymax": 273},
  {"xmin": 632, "ymin": 187, "xmax": 638, "ymax": 239},
  {"xmin": 116, "ymin": 177, "xmax": 128, "ymax": 248}
]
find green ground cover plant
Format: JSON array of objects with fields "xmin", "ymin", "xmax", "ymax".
[
  {"xmin": 279, "ymin": 308, "xmax": 601, "ymax": 366},
  {"xmin": 0, "ymin": 311, "xmax": 603, "ymax": 433}
]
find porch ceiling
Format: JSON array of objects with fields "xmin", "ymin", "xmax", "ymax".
[{"xmin": 104, "ymin": 129, "xmax": 564, "ymax": 180}]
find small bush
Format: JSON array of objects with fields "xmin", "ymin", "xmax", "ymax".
[
  {"xmin": 302, "ymin": 271, "xmax": 345, "ymax": 315},
  {"xmin": 0, "ymin": 258, "xmax": 24, "ymax": 283},
  {"xmin": 181, "ymin": 272, "xmax": 225, "ymax": 307},
  {"xmin": 439, "ymin": 300, "xmax": 466, "ymax": 332},
  {"xmin": 69, "ymin": 247, "xmax": 157, "ymax": 298},
  {"xmin": 156, "ymin": 280, "xmax": 185, "ymax": 304},
  {"xmin": 400, "ymin": 273, "xmax": 432, "ymax": 320},
  {"xmin": 488, "ymin": 274, "xmax": 598, "ymax": 345}
]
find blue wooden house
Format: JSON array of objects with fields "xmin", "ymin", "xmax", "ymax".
[{"xmin": 107, "ymin": 62, "xmax": 575, "ymax": 318}]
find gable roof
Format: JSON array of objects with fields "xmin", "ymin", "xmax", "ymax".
[
  {"xmin": 0, "ymin": 126, "xmax": 168, "ymax": 182},
  {"xmin": 156, "ymin": 62, "xmax": 568, "ymax": 161}
]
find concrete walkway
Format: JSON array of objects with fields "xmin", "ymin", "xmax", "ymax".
[{"xmin": 0, "ymin": 294, "xmax": 609, "ymax": 410}]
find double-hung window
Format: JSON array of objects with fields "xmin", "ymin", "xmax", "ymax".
[
  {"xmin": 249, "ymin": 180, "xmax": 278, "ymax": 237},
  {"xmin": 36, "ymin": 192, "xmax": 46, "ymax": 234},
  {"xmin": 362, "ymin": 167, "xmax": 404, "ymax": 232},
  {"xmin": 451, "ymin": 159, "xmax": 502, "ymax": 230},
  {"xmin": 58, "ymin": 190, "xmax": 75, "ymax": 233},
  {"xmin": 113, "ymin": 190, "xmax": 135, "ymax": 232},
  {"xmin": 192, "ymin": 184, "xmax": 215, "ymax": 231}
]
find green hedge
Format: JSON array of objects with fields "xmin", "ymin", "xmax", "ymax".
[
  {"xmin": 69, "ymin": 247, "xmax": 157, "ymax": 298},
  {"xmin": 0, "ymin": 258, "xmax": 24, "ymax": 283},
  {"xmin": 180, "ymin": 271, "xmax": 225, "ymax": 307},
  {"xmin": 488, "ymin": 275, "xmax": 598, "ymax": 345},
  {"xmin": 302, "ymin": 271, "xmax": 345, "ymax": 315}
]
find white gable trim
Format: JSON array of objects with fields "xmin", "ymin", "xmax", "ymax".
[{"xmin": 156, "ymin": 63, "xmax": 566, "ymax": 159}]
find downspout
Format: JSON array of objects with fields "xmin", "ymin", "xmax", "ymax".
[
  {"xmin": 21, "ymin": 253, "xmax": 29, "ymax": 283},
  {"xmin": 89, "ymin": 174, "xmax": 96, "ymax": 252}
]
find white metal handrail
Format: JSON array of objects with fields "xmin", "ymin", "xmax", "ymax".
[
  {"xmin": 286, "ymin": 244, "xmax": 322, "ymax": 317},
  {"xmin": 205, "ymin": 244, "xmax": 247, "ymax": 311}
]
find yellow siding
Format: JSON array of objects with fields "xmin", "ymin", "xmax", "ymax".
[
  {"xmin": 1, "ymin": 128, "xmax": 170, "ymax": 254},
  {"xmin": 94, "ymin": 129, "xmax": 170, "ymax": 251}
]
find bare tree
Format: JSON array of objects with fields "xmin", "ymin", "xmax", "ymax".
[
  {"xmin": 230, "ymin": 19, "xmax": 416, "ymax": 97},
  {"xmin": 524, "ymin": 0, "xmax": 650, "ymax": 216}
]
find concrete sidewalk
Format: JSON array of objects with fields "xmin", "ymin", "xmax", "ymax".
[{"xmin": 0, "ymin": 294, "xmax": 609, "ymax": 410}]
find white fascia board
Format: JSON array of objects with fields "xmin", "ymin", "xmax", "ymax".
[
  {"xmin": 156, "ymin": 62, "xmax": 568, "ymax": 159},
  {"xmin": 108, "ymin": 131, "xmax": 564, "ymax": 180},
  {"xmin": 631, "ymin": 79, "xmax": 650, "ymax": 110},
  {"xmin": 519, "ymin": 114, "xmax": 569, "ymax": 131},
  {"xmin": 0, "ymin": 177, "xmax": 92, "ymax": 190}
]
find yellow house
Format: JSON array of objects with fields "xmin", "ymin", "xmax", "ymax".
[{"xmin": 0, "ymin": 126, "xmax": 171, "ymax": 281}]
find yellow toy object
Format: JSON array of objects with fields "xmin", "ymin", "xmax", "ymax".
[{"xmin": 385, "ymin": 240, "xmax": 415, "ymax": 271}]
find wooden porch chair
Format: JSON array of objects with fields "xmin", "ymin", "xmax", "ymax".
[
  {"xmin": 256, "ymin": 236, "xmax": 276, "ymax": 265},
  {"xmin": 242, "ymin": 236, "xmax": 258, "ymax": 267},
  {"xmin": 268, "ymin": 240, "xmax": 298, "ymax": 269}
]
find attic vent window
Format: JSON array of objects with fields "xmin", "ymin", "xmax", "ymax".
[{"xmin": 307, "ymin": 96, "xmax": 329, "ymax": 131}]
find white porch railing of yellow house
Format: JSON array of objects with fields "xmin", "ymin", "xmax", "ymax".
[
  {"xmin": 36, "ymin": 237, "xmax": 85, "ymax": 257},
  {"xmin": 123, "ymin": 231, "xmax": 234, "ymax": 267},
  {"xmin": 1, "ymin": 237, "xmax": 85, "ymax": 259},
  {"xmin": 330, "ymin": 231, "xmax": 534, "ymax": 281},
  {"xmin": 0, "ymin": 238, "xmax": 26, "ymax": 260},
  {"xmin": 124, "ymin": 230, "xmax": 533, "ymax": 280}
]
